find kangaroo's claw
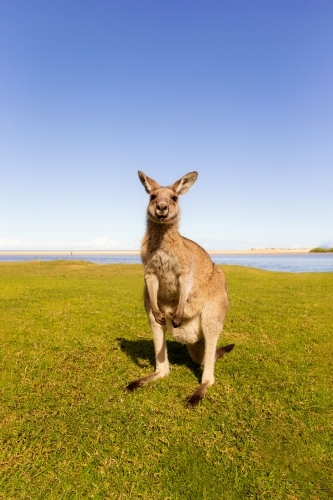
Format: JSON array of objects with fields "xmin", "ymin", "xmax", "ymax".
[{"xmin": 172, "ymin": 314, "xmax": 183, "ymax": 328}]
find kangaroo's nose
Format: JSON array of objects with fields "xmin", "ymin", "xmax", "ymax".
[{"xmin": 157, "ymin": 202, "xmax": 168, "ymax": 212}]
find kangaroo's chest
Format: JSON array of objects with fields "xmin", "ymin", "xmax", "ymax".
[{"xmin": 146, "ymin": 250, "xmax": 181, "ymax": 296}]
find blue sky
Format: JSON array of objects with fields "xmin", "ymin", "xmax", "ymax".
[{"xmin": 1, "ymin": 0, "xmax": 332, "ymax": 250}]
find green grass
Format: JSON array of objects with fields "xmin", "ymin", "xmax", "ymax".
[{"xmin": 1, "ymin": 261, "xmax": 332, "ymax": 499}]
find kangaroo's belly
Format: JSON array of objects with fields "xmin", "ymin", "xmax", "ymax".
[
  {"xmin": 165, "ymin": 315, "xmax": 202, "ymax": 344},
  {"xmin": 157, "ymin": 273, "xmax": 179, "ymax": 302}
]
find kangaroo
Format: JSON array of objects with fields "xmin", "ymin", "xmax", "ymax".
[{"xmin": 126, "ymin": 171, "xmax": 234, "ymax": 407}]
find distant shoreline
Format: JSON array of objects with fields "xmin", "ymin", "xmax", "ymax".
[{"xmin": 0, "ymin": 248, "xmax": 312, "ymax": 256}]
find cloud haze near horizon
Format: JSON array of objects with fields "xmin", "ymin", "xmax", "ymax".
[{"xmin": 1, "ymin": 1, "xmax": 332, "ymax": 250}]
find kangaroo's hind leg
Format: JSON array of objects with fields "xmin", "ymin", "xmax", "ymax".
[
  {"xmin": 186, "ymin": 338, "xmax": 205, "ymax": 365},
  {"xmin": 186, "ymin": 288, "xmax": 233, "ymax": 408},
  {"xmin": 126, "ymin": 296, "xmax": 170, "ymax": 392},
  {"xmin": 186, "ymin": 319, "xmax": 221, "ymax": 407}
]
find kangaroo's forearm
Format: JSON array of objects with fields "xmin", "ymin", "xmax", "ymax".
[
  {"xmin": 145, "ymin": 274, "xmax": 166, "ymax": 325},
  {"xmin": 145, "ymin": 274, "xmax": 159, "ymax": 311},
  {"xmin": 175, "ymin": 289, "xmax": 187, "ymax": 317},
  {"xmin": 172, "ymin": 275, "xmax": 191, "ymax": 327}
]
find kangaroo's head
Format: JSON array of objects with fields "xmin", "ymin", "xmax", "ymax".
[{"xmin": 138, "ymin": 171, "xmax": 198, "ymax": 224}]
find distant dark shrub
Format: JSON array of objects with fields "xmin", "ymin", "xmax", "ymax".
[{"xmin": 310, "ymin": 247, "xmax": 333, "ymax": 253}]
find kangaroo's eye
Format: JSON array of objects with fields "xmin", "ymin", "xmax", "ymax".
[
  {"xmin": 171, "ymin": 196, "xmax": 178, "ymax": 202},
  {"xmin": 150, "ymin": 195, "xmax": 156, "ymax": 201}
]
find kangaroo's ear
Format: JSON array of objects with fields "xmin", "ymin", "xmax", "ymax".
[
  {"xmin": 138, "ymin": 171, "xmax": 160, "ymax": 194},
  {"xmin": 170, "ymin": 171, "xmax": 198, "ymax": 195}
]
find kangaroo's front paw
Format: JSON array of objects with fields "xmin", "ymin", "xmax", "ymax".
[
  {"xmin": 153, "ymin": 310, "xmax": 166, "ymax": 325},
  {"xmin": 172, "ymin": 314, "xmax": 183, "ymax": 328}
]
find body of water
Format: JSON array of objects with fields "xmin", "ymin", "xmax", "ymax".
[{"xmin": 0, "ymin": 253, "xmax": 332, "ymax": 273}]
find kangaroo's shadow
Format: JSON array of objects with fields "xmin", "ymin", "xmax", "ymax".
[{"xmin": 117, "ymin": 337, "xmax": 202, "ymax": 382}]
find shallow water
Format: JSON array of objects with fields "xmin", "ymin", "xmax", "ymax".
[
  {"xmin": 1, "ymin": 253, "xmax": 332, "ymax": 273},
  {"xmin": 211, "ymin": 253, "xmax": 333, "ymax": 273}
]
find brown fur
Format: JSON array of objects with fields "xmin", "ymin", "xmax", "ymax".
[{"xmin": 126, "ymin": 171, "xmax": 234, "ymax": 407}]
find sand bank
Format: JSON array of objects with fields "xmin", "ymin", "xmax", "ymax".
[{"xmin": 209, "ymin": 248, "xmax": 311, "ymax": 255}]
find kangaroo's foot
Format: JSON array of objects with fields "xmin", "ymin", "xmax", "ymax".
[
  {"xmin": 126, "ymin": 368, "xmax": 169, "ymax": 392},
  {"xmin": 215, "ymin": 343, "xmax": 235, "ymax": 362},
  {"xmin": 186, "ymin": 382, "xmax": 209, "ymax": 408},
  {"xmin": 152, "ymin": 310, "xmax": 166, "ymax": 325},
  {"xmin": 126, "ymin": 378, "xmax": 146, "ymax": 392}
]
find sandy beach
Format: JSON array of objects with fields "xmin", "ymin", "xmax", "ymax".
[{"xmin": 0, "ymin": 248, "xmax": 311, "ymax": 256}]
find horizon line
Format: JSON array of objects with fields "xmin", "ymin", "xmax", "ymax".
[{"xmin": 0, "ymin": 248, "xmax": 312, "ymax": 255}]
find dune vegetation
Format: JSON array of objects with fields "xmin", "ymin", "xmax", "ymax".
[
  {"xmin": 309, "ymin": 247, "xmax": 333, "ymax": 253},
  {"xmin": 1, "ymin": 261, "xmax": 332, "ymax": 499}
]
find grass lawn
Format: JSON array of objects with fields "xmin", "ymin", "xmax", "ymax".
[{"xmin": 0, "ymin": 261, "xmax": 332, "ymax": 499}]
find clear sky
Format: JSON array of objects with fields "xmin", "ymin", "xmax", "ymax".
[{"xmin": 1, "ymin": 0, "xmax": 332, "ymax": 250}]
